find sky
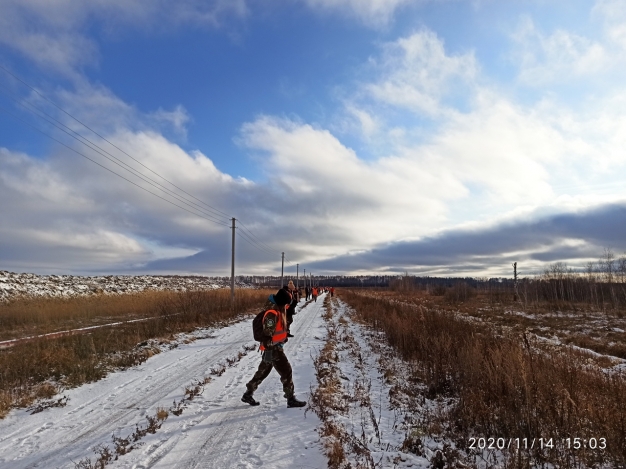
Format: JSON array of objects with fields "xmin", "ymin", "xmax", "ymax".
[{"xmin": 1, "ymin": 0, "xmax": 626, "ymax": 278}]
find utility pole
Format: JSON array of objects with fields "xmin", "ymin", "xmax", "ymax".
[
  {"xmin": 296, "ymin": 264, "xmax": 299, "ymax": 291},
  {"xmin": 281, "ymin": 252, "xmax": 284, "ymax": 288},
  {"xmin": 231, "ymin": 218, "xmax": 236, "ymax": 304},
  {"xmin": 513, "ymin": 262, "xmax": 518, "ymax": 302}
]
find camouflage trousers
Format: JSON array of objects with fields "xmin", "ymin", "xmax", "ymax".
[{"xmin": 246, "ymin": 347, "xmax": 294, "ymax": 398}]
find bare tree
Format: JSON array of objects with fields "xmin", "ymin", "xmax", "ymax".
[
  {"xmin": 586, "ymin": 261, "xmax": 596, "ymax": 282},
  {"xmin": 618, "ymin": 254, "xmax": 626, "ymax": 284},
  {"xmin": 600, "ymin": 248, "xmax": 616, "ymax": 283}
]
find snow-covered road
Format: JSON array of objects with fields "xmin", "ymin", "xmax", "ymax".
[{"xmin": 0, "ymin": 295, "xmax": 329, "ymax": 469}]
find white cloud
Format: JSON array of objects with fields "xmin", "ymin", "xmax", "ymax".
[
  {"xmin": 593, "ymin": 0, "xmax": 626, "ymax": 49},
  {"xmin": 0, "ymin": 0, "xmax": 249, "ymax": 76},
  {"xmin": 240, "ymin": 115, "xmax": 462, "ymax": 245},
  {"xmin": 511, "ymin": 16, "xmax": 611, "ymax": 85},
  {"xmin": 341, "ymin": 26, "xmax": 626, "ymax": 230},
  {"xmin": 24, "ymin": 82, "xmax": 193, "ymax": 141},
  {"xmin": 149, "ymin": 105, "xmax": 192, "ymax": 138},
  {"xmin": 300, "ymin": 0, "xmax": 413, "ymax": 27},
  {"xmin": 0, "ymin": 130, "xmax": 247, "ymax": 273},
  {"xmin": 365, "ymin": 30, "xmax": 478, "ymax": 117},
  {"xmin": 343, "ymin": 104, "xmax": 380, "ymax": 138}
]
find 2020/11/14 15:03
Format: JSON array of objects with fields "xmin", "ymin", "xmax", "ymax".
[{"xmin": 468, "ymin": 437, "xmax": 607, "ymax": 450}]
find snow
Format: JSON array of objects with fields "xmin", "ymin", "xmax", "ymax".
[
  {"xmin": 0, "ymin": 271, "xmax": 249, "ymax": 302},
  {"xmin": 0, "ymin": 297, "xmax": 328, "ymax": 468},
  {"xmin": 0, "ymin": 291, "xmax": 460, "ymax": 468},
  {"xmin": 321, "ymin": 298, "xmax": 431, "ymax": 468}
]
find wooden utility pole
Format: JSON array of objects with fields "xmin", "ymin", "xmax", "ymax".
[
  {"xmin": 231, "ymin": 218, "xmax": 236, "ymax": 304},
  {"xmin": 281, "ymin": 252, "xmax": 284, "ymax": 288},
  {"xmin": 513, "ymin": 262, "xmax": 518, "ymax": 301},
  {"xmin": 296, "ymin": 263, "xmax": 299, "ymax": 290}
]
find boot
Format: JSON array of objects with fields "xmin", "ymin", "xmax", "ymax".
[
  {"xmin": 241, "ymin": 392, "xmax": 260, "ymax": 406},
  {"xmin": 287, "ymin": 396, "xmax": 306, "ymax": 408}
]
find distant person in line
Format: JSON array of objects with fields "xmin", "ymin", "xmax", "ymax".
[
  {"xmin": 330, "ymin": 287, "xmax": 335, "ymax": 297},
  {"xmin": 312, "ymin": 287, "xmax": 318, "ymax": 302},
  {"xmin": 241, "ymin": 288, "xmax": 306, "ymax": 408},
  {"xmin": 285, "ymin": 280, "xmax": 298, "ymax": 338}
]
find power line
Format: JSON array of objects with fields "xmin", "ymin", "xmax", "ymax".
[
  {"xmin": 0, "ymin": 83, "xmax": 232, "ymax": 225},
  {"xmin": 236, "ymin": 230, "xmax": 277, "ymax": 257},
  {"xmin": 0, "ymin": 64, "xmax": 298, "ymax": 265},
  {"xmin": 0, "ymin": 104, "xmax": 231, "ymax": 228},
  {"xmin": 0, "ymin": 64, "xmax": 232, "ymax": 220},
  {"xmin": 237, "ymin": 221, "xmax": 284, "ymax": 257}
]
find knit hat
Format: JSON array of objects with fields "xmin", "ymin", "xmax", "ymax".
[
  {"xmin": 273, "ymin": 288, "xmax": 292, "ymax": 306},
  {"xmin": 287, "ymin": 280, "xmax": 295, "ymax": 290}
]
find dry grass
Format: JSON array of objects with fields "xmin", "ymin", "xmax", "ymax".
[
  {"xmin": 308, "ymin": 295, "xmax": 351, "ymax": 469},
  {"xmin": 0, "ymin": 291, "xmax": 175, "ymax": 341},
  {"xmin": 355, "ymin": 287, "xmax": 626, "ymax": 361},
  {"xmin": 339, "ymin": 288, "xmax": 626, "ymax": 468},
  {"xmin": 0, "ymin": 288, "xmax": 270, "ymax": 418}
]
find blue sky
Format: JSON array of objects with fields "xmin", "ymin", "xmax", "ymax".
[{"xmin": 1, "ymin": 0, "xmax": 626, "ymax": 277}]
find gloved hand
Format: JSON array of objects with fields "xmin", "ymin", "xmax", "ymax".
[{"xmin": 262, "ymin": 349, "xmax": 273, "ymax": 363}]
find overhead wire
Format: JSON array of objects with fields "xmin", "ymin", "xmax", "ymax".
[
  {"xmin": 237, "ymin": 220, "xmax": 284, "ymax": 257},
  {"xmin": 0, "ymin": 64, "xmax": 300, "ymax": 267},
  {"xmin": 0, "ymin": 104, "xmax": 231, "ymax": 227},
  {"xmin": 236, "ymin": 229, "xmax": 278, "ymax": 257},
  {"xmin": 0, "ymin": 64, "xmax": 232, "ymax": 220},
  {"xmin": 0, "ymin": 83, "xmax": 232, "ymax": 226}
]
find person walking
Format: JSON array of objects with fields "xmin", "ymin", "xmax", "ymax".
[
  {"xmin": 286, "ymin": 280, "xmax": 298, "ymax": 338},
  {"xmin": 241, "ymin": 288, "xmax": 306, "ymax": 408},
  {"xmin": 312, "ymin": 286, "xmax": 318, "ymax": 302}
]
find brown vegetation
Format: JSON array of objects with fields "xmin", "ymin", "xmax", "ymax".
[
  {"xmin": 0, "ymin": 288, "xmax": 270, "ymax": 418},
  {"xmin": 339, "ymin": 289, "xmax": 626, "ymax": 468}
]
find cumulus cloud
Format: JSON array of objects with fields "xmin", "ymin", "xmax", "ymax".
[
  {"xmin": 0, "ymin": 147, "xmax": 150, "ymax": 272},
  {"xmin": 305, "ymin": 203, "xmax": 626, "ymax": 276},
  {"xmin": 344, "ymin": 25, "xmax": 626, "ymax": 220},
  {"xmin": 511, "ymin": 16, "xmax": 610, "ymax": 85},
  {"xmin": 4, "ymin": 3, "xmax": 626, "ymax": 277},
  {"xmin": 0, "ymin": 127, "xmax": 255, "ymax": 274},
  {"xmin": 300, "ymin": 0, "xmax": 413, "ymax": 27},
  {"xmin": 149, "ymin": 105, "xmax": 192, "ymax": 138},
  {"xmin": 240, "ymin": 115, "xmax": 459, "ymax": 242},
  {"xmin": 593, "ymin": 0, "xmax": 626, "ymax": 49},
  {"xmin": 365, "ymin": 30, "xmax": 478, "ymax": 117},
  {"xmin": 0, "ymin": 0, "xmax": 249, "ymax": 76}
]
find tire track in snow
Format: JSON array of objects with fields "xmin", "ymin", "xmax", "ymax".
[
  {"xmin": 0, "ymin": 322, "xmax": 259, "ymax": 468},
  {"xmin": 123, "ymin": 295, "xmax": 329, "ymax": 469}
]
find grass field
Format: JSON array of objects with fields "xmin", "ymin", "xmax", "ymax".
[
  {"xmin": 339, "ymin": 287, "xmax": 626, "ymax": 468},
  {"xmin": 0, "ymin": 288, "xmax": 271, "ymax": 418}
]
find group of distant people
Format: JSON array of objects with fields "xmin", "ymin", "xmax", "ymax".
[
  {"xmin": 303, "ymin": 285, "xmax": 334, "ymax": 301},
  {"xmin": 241, "ymin": 281, "xmax": 335, "ymax": 408}
]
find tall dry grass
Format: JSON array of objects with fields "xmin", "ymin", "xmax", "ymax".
[
  {"xmin": 0, "ymin": 291, "xmax": 174, "ymax": 341},
  {"xmin": 0, "ymin": 288, "xmax": 270, "ymax": 418},
  {"xmin": 340, "ymin": 289, "xmax": 626, "ymax": 467}
]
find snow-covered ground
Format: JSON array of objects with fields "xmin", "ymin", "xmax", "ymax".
[
  {"xmin": 0, "ymin": 296, "xmax": 329, "ymax": 469},
  {"xmin": 0, "ymin": 291, "xmax": 462, "ymax": 469},
  {"xmin": 0, "ymin": 271, "xmax": 250, "ymax": 302}
]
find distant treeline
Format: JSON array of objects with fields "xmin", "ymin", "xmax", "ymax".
[
  {"xmin": 388, "ymin": 249, "xmax": 626, "ymax": 311},
  {"xmin": 249, "ymin": 274, "xmax": 511, "ymax": 289},
  {"xmin": 242, "ymin": 248, "xmax": 626, "ymax": 310}
]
